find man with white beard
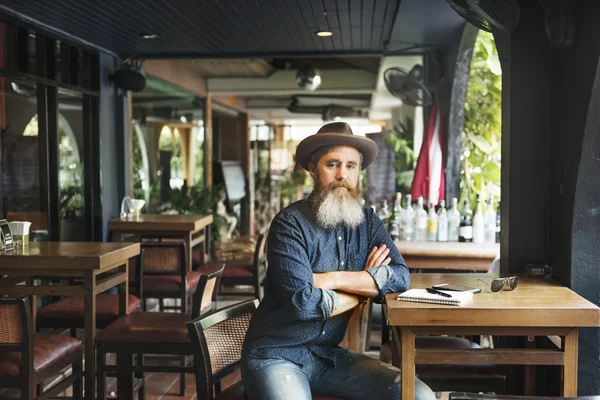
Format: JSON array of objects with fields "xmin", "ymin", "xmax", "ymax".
[{"xmin": 241, "ymin": 122, "xmax": 435, "ymax": 400}]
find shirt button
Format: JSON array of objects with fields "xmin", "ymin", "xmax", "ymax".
[
  {"xmin": 322, "ymin": 330, "xmax": 326, "ymax": 335},
  {"xmin": 338, "ymin": 236, "xmax": 342, "ymax": 241},
  {"xmin": 341, "ymin": 261, "xmax": 344, "ymax": 266}
]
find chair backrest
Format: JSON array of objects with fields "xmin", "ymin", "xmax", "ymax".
[
  {"xmin": 6, "ymin": 211, "xmax": 48, "ymax": 232},
  {"xmin": 252, "ymin": 233, "xmax": 267, "ymax": 271},
  {"xmin": 186, "ymin": 299, "xmax": 259, "ymax": 400},
  {"xmin": 191, "ymin": 263, "xmax": 225, "ymax": 318},
  {"xmin": 140, "ymin": 242, "xmax": 187, "ymax": 275},
  {"xmin": 0, "ymin": 296, "xmax": 33, "ymax": 391}
]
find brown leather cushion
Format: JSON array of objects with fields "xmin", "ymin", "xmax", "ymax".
[
  {"xmin": 222, "ymin": 265, "xmax": 253, "ymax": 278},
  {"xmin": 37, "ymin": 294, "xmax": 142, "ymax": 321},
  {"xmin": 95, "ymin": 312, "xmax": 191, "ymax": 344},
  {"xmin": 0, "ymin": 333, "xmax": 82, "ymax": 377},
  {"xmin": 196, "ymin": 263, "xmax": 253, "ymax": 278},
  {"xmin": 194, "ymin": 263, "xmax": 254, "ymax": 278},
  {"xmin": 214, "ymin": 381, "xmax": 341, "ymax": 400},
  {"xmin": 143, "ymin": 271, "xmax": 201, "ymax": 293}
]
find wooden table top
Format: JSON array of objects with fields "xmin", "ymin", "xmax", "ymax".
[
  {"xmin": 386, "ymin": 273, "xmax": 600, "ymax": 328},
  {"xmin": 396, "ymin": 241, "xmax": 499, "ymax": 259},
  {"xmin": 0, "ymin": 242, "xmax": 140, "ymax": 270},
  {"xmin": 107, "ymin": 214, "xmax": 213, "ymax": 232}
]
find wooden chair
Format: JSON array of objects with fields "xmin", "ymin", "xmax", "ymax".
[
  {"xmin": 198, "ymin": 233, "xmax": 267, "ymax": 300},
  {"xmin": 186, "ymin": 299, "xmax": 341, "ymax": 400},
  {"xmin": 96, "ymin": 263, "xmax": 223, "ymax": 400},
  {"xmin": 0, "ymin": 296, "xmax": 83, "ymax": 400},
  {"xmin": 141, "ymin": 241, "xmax": 202, "ymax": 312},
  {"xmin": 36, "ymin": 251, "xmax": 144, "ymax": 336},
  {"xmin": 449, "ymin": 392, "xmax": 600, "ymax": 399}
]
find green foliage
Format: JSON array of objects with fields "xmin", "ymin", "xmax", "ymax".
[
  {"xmin": 384, "ymin": 119, "xmax": 416, "ymax": 195},
  {"xmin": 60, "ymin": 185, "xmax": 84, "ymax": 219},
  {"xmin": 462, "ymin": 31, "xmax": 502, "ymax": 206},
  {"xmin": 279, "ymin": 166, "xmax": 307, "ymax": 207},
  {"xmin": 132, "ymin": 129, "xmax": 146, "ymax": 200},
  {"xmin": 155, "ymin": 184, "xmax": 225, "ymax": 242}
]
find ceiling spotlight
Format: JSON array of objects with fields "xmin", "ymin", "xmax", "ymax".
[
  {"xmin": 316, "ymin": 31, "xmax": 333, "ymax": 37},
  {"xmin": 140, "ymin": 33, "xmax": 158, "ymax": 40}
]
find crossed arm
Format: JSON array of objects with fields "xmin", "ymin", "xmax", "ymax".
[{"xmin": 313, "ymin": 244, "xmax": 391, "ymax": 316}]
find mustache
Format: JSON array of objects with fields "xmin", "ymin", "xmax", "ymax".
[{"xmin": 328, "ymin": 181, "xmax": 354, "ymax": 190}]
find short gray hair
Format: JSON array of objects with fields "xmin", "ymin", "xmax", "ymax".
[{"xmin": 308, "ymin": 145, "xmax": 363, "ymax": 171}]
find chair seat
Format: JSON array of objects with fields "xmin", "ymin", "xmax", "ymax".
[
  {"xmin": 96, "ymin": 312, "xmax": 191, "ymax": 344},
  {"xmin": 143, "ymin": 271, "xmax": 201, "ymax": 293},
  {"xmin": 215, "ymin": 381, "xmax": 342, "ymax": 400},
  {"xmin": 0, "ymin": 333, "xmax": 82, "ymax": 377},
  {"xmin": 197, "ymin": 263, "xmax": 254, "ymax": 278},
  {"xmin": 37, "ymin": 294, "xmax": 142, "ymax": 321}
]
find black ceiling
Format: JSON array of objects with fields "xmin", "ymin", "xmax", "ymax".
[{"xmin": 0, "ymin": 0, "xmax": 402, "ymax": 58}]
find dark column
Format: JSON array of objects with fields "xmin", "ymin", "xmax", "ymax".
[
  {"xmin": 501, "ymin": 0, "xmax": 600, "ymax": 394},
  {"xmin": 98, "ymin": 52, "xmax": 127, "ymax": 240}
]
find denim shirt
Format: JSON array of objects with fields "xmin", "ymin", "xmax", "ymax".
[{"xmin": 242, "ymin": 199, "xmax": 410, "ymax": 367}]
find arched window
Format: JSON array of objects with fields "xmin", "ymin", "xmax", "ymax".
[
  {"xmin": 132, "ymin": 121, "xmax": 150, "ymax": 202},
  {"xmin": 22, "ymin": 113, "xmax": 81, "ymax": 187},
  {"xmin": 158, "ymin": 125, "xmax": 184, "ymax": 189}
]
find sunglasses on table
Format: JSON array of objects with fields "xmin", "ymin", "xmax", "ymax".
[{"xmin": 477, "ymin": 276, "xmax": 519, "ymax": 293}]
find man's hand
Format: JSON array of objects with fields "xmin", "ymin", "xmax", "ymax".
[{"xmin": 364, "ymin": 244, "xmax": 391, "ymax": 270}]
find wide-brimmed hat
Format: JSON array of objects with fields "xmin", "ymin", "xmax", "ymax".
[{"xmin": 295, "ymin": 122, "xmax": 378, "ymax": 171}]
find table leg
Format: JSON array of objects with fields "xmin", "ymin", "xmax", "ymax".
[
  {"xmin": 562, "ymin": 328, "xmax": 579, "ymax": 396},
  {"xmin": 117, "ymin": 352, "xmax": 134, "ymax": 399},
  {"xmin": 84, "ymin": 270, "xmax": 97, "ymax": 400},
  {"xmin": 119, "ymin": 260, "xmax": 130, "ymax": 316},
  {"xmin": 524, "ymin": 335, "xmax": 536, "ymax": 395},
  {"xmin": 401, "ymin": 327, "xmax": 416, "ymax": 399},
  {"xmin": 186, "ymin": 233, "xmax": 193, "ymax": 272}
]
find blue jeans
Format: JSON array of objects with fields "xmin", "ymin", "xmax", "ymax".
[{"xmin": 241, "ymin": 350, "xmax": 436, "ymax": 400}]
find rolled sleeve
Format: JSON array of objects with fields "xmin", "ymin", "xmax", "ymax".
[
  {"xmin": 366, "ymin": 264, "xmax": 393, "ymax": 291},
  {"xmin": 321, "ymin": 289, "xmax": 340, "ymax": 316}
]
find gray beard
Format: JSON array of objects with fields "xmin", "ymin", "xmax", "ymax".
[{"xmin": 312, "ymin": 186, "xmax": 364, "ymax": 229}]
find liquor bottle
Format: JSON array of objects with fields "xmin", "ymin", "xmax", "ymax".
[
  {"xmin": 378, "ymin": 199, "xmax": 390, "ymax": 227},
  {"xmin": 426, "ymin": 202, "xmax": 438, "ymax": 241},
  {"xmin": 484, "ymin": 195, "xmax": 496, "ymax": 244},
  {"xmin": 414, "ymin": 196, "xmax": 427, "ymax": 241},
  {"xmin": 458, "ymin": 199, "xmax": 473, "ymax": 243},
  {"xmin": 388, "ymin": 192, "xmax": 402, "ymax": 241},
  {"xmin": 437, "ymin": 200, "xmax": 449, "ymax": 242},
  {"xmin": 447, "ymin": 197, "xmax": 460, "ymax": 242},
  {"xmin": 495, "ymin": 200, "xmax": 501, "ymax": 243},
  {"xmin": 400, "ymin": 194, "xmax": 414, "ymax": 241},
  {"xmin": 472, "ymin": 195, "xmax": 485, "ymax": 244}
]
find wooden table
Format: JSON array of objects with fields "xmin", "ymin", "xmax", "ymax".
[
  {"xmin": 0, "ymin": 241, "xmax": 140, "ymax": 400},
  {"xmin": 108, "ymin": 214, "xmax": 213, "ymax": 271},
  {"xmin": 396, "ymin": 241, "xmax": 499, "ymax": 271},
  {"xmin": 385, "ymin": 273, "xmax": 600, "ymax": 398}
]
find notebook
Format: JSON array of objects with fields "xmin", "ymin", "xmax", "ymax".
[{"xmin": 396, "ymin": 288, "xmax": 474, "ymax": 306}]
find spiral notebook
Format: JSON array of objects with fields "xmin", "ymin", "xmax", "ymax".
[{"xmin": 396, "ymin": 288, "xmax": 473, "ymax": 306}]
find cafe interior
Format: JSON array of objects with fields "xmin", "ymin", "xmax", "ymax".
[{"xmin": 0, "ymin": 0, "xmax": 599, "ymax": 399}]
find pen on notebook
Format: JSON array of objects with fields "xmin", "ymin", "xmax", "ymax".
[{"xmin": 426, "ymin": 288, "xmax": 453, "ymax": 298}]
